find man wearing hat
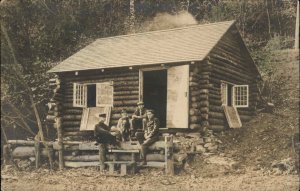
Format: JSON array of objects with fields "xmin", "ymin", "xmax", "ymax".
[
  {"xmin": 94, "ymin": 113, "xmax": 118, "ymax": 145},
  {"xmin": 138, "ymin": 109, "xmax": 160, "ymax": 165},
  {"xmin": 130, "ymin": 101, "xmax": 147, "ymax": 138},
  {"xmin": 116, "ymin": 109, "xmax": 131, "ymax": 141}
]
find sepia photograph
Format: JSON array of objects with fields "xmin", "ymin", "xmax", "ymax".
[{"xmin": 1, "ymin": 0, "xmax": 299, "ymax": 190}]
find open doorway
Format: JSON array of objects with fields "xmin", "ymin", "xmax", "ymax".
[
  {"xmin": 143, "ymin": 70, "xmax": 167, "ymax": 128},
  {"xmin": 87, "ymin": 84, "xmax": 96, "ymax": 107}
]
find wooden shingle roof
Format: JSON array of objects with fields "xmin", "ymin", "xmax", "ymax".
[{"xmin": 48, "ymin": 20, "xmax": 235, "ymax": 73}]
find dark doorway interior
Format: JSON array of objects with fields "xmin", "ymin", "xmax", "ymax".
[
  {"xmin": 143, "ymin": 70, "xmax": 167, "ymax": 128},
  {"xmin": 87, "ymin": 84, "xmax": 96, "ymax": 107},
  {"xmin": 227, "ymin": 84, "xmax": 233, "ymax": 106}
]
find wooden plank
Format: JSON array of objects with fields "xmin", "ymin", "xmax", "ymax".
[
  {"xmin": 108, "ymin": 149, "xmax": 140, "ymax": 153},
  {"xmin": 64, "ymin": 161, "xmax": 99, "ymax": 168},
  {"xmin": 223, "ymin": 106, "xmax": 242, "ymax": 128},
  {"xmin": 166, "ymin": 65, "xmax": 189, "ymax": 128},
  {"xmin": 120, "ymin": 164, "xmax": 127, "ymax": 176},
  {"xmin": 140, "ymin": 161, "xmax": 165, "ymax": 168},
  {"xmin": 104, "ymin": 161, "xmax": 135, "ymax": 164}
]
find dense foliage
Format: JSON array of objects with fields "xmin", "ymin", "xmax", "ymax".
[{"xmin": 0, "ymin": 0, "xmax": 297, "ymax": 140}]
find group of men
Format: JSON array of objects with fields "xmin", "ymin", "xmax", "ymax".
[{"xmin": 94, "ymin": 101, "xmax": 160, "ymax": 165}]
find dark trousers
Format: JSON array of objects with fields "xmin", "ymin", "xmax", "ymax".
[
  {"xmin": 131, "ymin": 118, "xmax": 143, "ymax": 137},
  {"xmin": 95, "ymin": 128, "xmax": 117, "ymax": 145},
  {"xmin": 137, "ymin": 135, "xmax": 159, "ymax": 159}
]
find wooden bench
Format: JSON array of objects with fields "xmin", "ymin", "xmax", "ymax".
[
  {"xmin": 104, "ymin": 161, "xmax": 137, "ymax": 176},
  {"xmin": 107, "ymin": 149, "xmax": 139, "ymax": 162}
]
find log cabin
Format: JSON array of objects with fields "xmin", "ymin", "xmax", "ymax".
[{"xmin": 47, "ymin": 20, "xmax": 261, "ymax": 142}]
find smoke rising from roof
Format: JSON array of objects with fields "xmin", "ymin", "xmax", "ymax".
[{"xmin": 136, "ymin": 11, "xmax": 198, "ymax": 32}]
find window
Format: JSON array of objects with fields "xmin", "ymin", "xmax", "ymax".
[
  {"xmin": 233, "ymin": 85, "xmax": 249, "ymax": 107},
  {"xmin": 73, "ymin": 83, "xmax": 87, "ymax": 107},
  {"xmin": 73, "ymin": 82, "xmax": 113, "ymax": 108},
  {"xmin": 220, "ymin": 82, "xmax": 249, "ymax": 108}
]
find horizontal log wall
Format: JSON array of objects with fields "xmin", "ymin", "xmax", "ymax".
[
  {"xmin": 205, "ymin": 28, "xmax": 259, "ymax": 131},
  {"xmin": 60, "ymin": 70, "xmax": 140, "ymax": 139},
  {"xmin": 189, "ymin": 60, "xmax": 212, "ymax": 131}
]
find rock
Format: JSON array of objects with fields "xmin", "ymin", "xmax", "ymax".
[
  {"xmin": 176, "ymin": 132, "xmax": 185, "ymax": 137},
  {"xmin": 207, "ymin": 145, "xmax": 218, "ymax": 152},
  {"xmin": 186, "ymin": 133, "xmax": 201, "ymax": 138},
  {"xmin": 204, "ymin": 143, "xmax": 213, "ymax": 148},
  {"xmin": 195, "ymin": 145, "xmax": 206, "ymax": 153},
  {"xmin": 253, "ymin": 166, "xmax": 260, "ymax": 171},
  {"xmin": 29, "ymin": 157, "xmax": 35, "ymax": 162},
  {"xmin": 191, "ymin": 174, "xmax": 196, "ymax": 179},
  {"xmin": 190, "ymin": 144, "xmax": 196, "ymax": 152},
  {"xmin": 194, "ymin": 138, "xmax": 204, "ymax": 145},
  {"xmin": 219, "ymin": 153, "xmax": 225, "ymax": 157},
  {"xmin": 184, "ymin": 162, "xmax": 191, "ymax": 170},
  {"xmin": 204, "ymin": 137, "xmax": 212, "ymax": 143},
  {"xmin": 174, "ymin": 153, "xmax": 188, "ymax": 162},
  {"xmin": 255, "ymin": 157, "xmax": 262, "ymax": 162}
]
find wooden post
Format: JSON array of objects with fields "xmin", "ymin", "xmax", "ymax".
[
  {"xmin": 34, "ymin": 137, "xmax": 41, "ymax": 169},
  {"xmin": 295, "ymin": 0, "xmax": 299, "ymax": 49},
  {"xmin": 3, "ymin": 144, "xmax": 10, "ymax": 165},
  {"xmin": 57, "ymin": 117, "xmax": 64, "ymax": 170},
  {"xmin": 99, "ymin": 144, "xmax": 106, "ymax": 171},
  {"xmin": 165, "ymin": 135, "xmax": 174, "ymax": 175}
]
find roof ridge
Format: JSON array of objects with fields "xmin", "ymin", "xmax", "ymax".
[{"xmin": 96, "ymin": 20, "xmax": 235, "ymax": 42}]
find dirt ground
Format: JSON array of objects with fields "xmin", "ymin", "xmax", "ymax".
[
  {"xmin": 1, "ymin": 165, "xmax": 299, "ymax": 191},
  {"xmin": 1, "ymin": 50, "xmax": 299, "ymax": 191}
]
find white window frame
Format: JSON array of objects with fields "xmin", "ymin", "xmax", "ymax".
[
  {"xmin": 220, "ymin": 82, "xmax": 228, "ymax": 106},
  {"xmin": 73, "ymin": 81, "xmax": 113, "ymax": 108},
  {"xmin": 73, "ymin": 83, "xmax": 87, "ymax": 107},
  {"xmin": 232, "ymin": 85, "xmax": 249, "ymax": 108}
]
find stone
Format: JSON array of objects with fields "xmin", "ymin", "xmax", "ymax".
[
  {"xmin": 219, "ymin": 153, "xmax": 226, "ymax": 157},
  {"xmin": 183, "ymin": 162, "xmax": 191, "ymax": 170},
  {"xmin": 194, "ymin": 138, "xmax": 204, "ymax": 145},
  {"xmin": 204, "ymin": 137, "xmax": 212, "ymax": 143},
  {"xmin": 207, "ymin": 145, "xmax": 218, "ymax": 152},
  {"xmin": 176, "ymin": 132, "xmax": 185, "ymax": 137},
  {"xmin": 204, "ymin": 143, "xmax": 213, "ymax": 148},
  {"xmin": 175, "ymin": 153, "xmax": 188, "ymax": 162},
  {"xmin": 29, "ymin": 157, "xmax": 35, "ymax": 162},
  {"xmin": 195, "ymin": 145, "xmax": 206, "ymax": 153},
  {"xmin": 186, "ymin": 133, "xmax": 201, "ymax": 138}
]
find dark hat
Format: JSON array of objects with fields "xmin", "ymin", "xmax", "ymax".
[
  {"xmin": 121, "ymin": 109, "xmax": 127, "ymax": 114},
  {"xmin": 146, "ymin": 109, "xmax": 155, "ymax": 114},
  {"xmin": 137, "ymin": 101, "xmax": 144, "ymax": 105},
  {"xmin": 99, "ymin": 113, "xmax": 107, "ymax": 118}
]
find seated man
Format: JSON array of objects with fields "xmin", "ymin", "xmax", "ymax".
[
  {"xmin": 137, "ymin": 109, "xmax": 160, "ymax": 165},
  {"xmin": 116, "ymin": 109, "xmax": 131, "ymax": 141},
  {"xmin": 94, "ymin": 113, "xmax": 120, "ymax": 145},
  {"xmin": 130, "ymin": 101, "xmax": 147, "ymax": 138}
]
